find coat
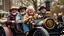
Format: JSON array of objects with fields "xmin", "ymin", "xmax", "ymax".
[
  {"xmin": 23, "ymin": 13, "xmax": 38, "ymax": 24},
  {"xmin": 7, "ymin": 13, "xmax": 16, "ymax": 23},
  {"xmin": 16, "ymin": 12, "xmax": 26, "ymax": 23},
  {"xmin": 57, "ymin": 16, "xmax": 63, "ymax": 22},
  {"xmin": 38, "ymin": 12, "xmax": 47, "ymax": 19}
]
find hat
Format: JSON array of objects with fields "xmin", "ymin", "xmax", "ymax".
[
  {"xmin": 9, "ymin": 6, "xmax": 18, "ymax": 12},
  {"xmin": 18, "ymin": 6, "xmax": 27, "ymax": 12},
  {"xmin": 39, "ymin": 6, "xmax": 46, "ymax": 11},
  {"xmin": 9, "ymin": 8, "xmax": 17, "ymax": 12}
]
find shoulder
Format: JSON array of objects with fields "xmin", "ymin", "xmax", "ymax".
[
  {"xmin": 35, "ymin": 13, "xmax": 38, "ymax": 15},
  {"xmin": 24, "ymin": 14, "xmax": 29, "ymax": 18},
  {"xmin": 37, "ymin": 12, "xmax": 41, "ymax": 14},
  {"xmin": 17, "ymin": 12, "xmax": 20, "ymax": 15},
  {"xmin": 16, "ymin": 12, "xmax": 20, "ymax": 16},
  {"xmin": 24, "ymin": 14, "xmax": 28, "ymax": 16},
  {"xmin": 34, "ymin": 13, "xmax": 38, "ymax": 17},
  {"xmin": 8, "ymin": 14, "xmax": 11, "ymax": 17}
]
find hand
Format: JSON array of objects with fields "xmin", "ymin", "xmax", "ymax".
[
  {"xmin": 29, "ymin": 16, "xmax": 33, "ymax": 19},
  {"xmin": 38, "ymin": 15, "xmax": 43, "ymax": 18}
]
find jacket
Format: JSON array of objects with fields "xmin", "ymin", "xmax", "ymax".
[
  {"xmin": 7, "ymin": 13, "xmax": 16, "ymax": 23},
  {"xmin": 38, "ymin": 12, "xmax": 47, "ymax": 19},
  {"xmin": 23, "ymin": 13, "xmax": 38, "ymax": 23},
  {"xmin": 16, "ymin": 12, "xmax": 26, "ymax": 23}
]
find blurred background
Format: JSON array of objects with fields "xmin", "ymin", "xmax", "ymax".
[{"xmin": 0, "ymin": 0, "xmax": 64, "ymax": 16}]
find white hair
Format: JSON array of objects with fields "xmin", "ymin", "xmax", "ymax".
[{"xmin": 26, "ymin": 6, "xmax": 35, "ymax": 12}]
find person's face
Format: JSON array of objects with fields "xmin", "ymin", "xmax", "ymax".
[
  {"xmin": 11, "ymin": 10, "xmax": 17, "ymax": 13},
  {"xmin": 11, "ymin": 10, "xmax": 17, "ymax": 15},
  {"xmin": 40, "ymin": 8, "xmax": 46, "ymax": 13},
  {"xmin": 58, "ymin": 13, "xmax": 62, "ymax": 16},
  {"xmin": 28, "ymin": 10, "xmax": 34, "ymax": 16},
  {"xmin": 20, "ymin": 9, "xmax": 26, "ymax": 12}
]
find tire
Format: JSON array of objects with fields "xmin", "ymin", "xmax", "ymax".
[
  {"xmin": 27, "ymin": 27, "xmax": 49, "ymax": 36},
  {"xmin": 0, "ymin": 27, "xmax": 6, "ymax": 36}
]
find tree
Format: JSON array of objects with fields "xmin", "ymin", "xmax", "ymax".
[
  {"xmin": 50, "ymin": 0, "xmax": 62, "ymax": 14},
  {"xmin": 20, "ymin": 0, "xmax": 45, "ymax": 12},
  {"xmin": 58, "ymin": 0, "xmax": 64, "ymax": 5}
]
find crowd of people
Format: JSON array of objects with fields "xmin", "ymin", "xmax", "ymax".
[
  {"xmin": 53, "ymin": 12, "xmax": 63, "ymax": 22},
  {"xmin": 6, "ymin": 6, "xmax": 64, "ymax": 36}
]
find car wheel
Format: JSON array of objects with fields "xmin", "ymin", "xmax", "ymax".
[{"xmin": 28, "ymin": 27, "xmax": 49, "ymax": 36}]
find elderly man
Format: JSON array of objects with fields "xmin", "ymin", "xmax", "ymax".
[
  {"xmin": 7, "ymin": 8, "xmax": 18, "ymax": 26},
  {"xmin": 7, "ymin": 7, "xmax": 18, "ymax": 35},
  {"xmin": 38, "ymin": 6, "xmax": 47, "ymax": 19},
  {"xmin": 16, "ymin": 6, "xmax": 27, "ymax": 30}
]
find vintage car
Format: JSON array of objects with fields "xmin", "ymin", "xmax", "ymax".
[
  {"xmin": 0, "ymin": 12, "xmax": 63, "ymax": 36},
  {"xmin": 0, "ymin": 19, "xmax": 50, "ymax": 36}
]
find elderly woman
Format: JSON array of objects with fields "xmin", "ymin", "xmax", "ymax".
[{"xmin": 23, "ymin": 6, "xmax": 41, "ymax": 36}]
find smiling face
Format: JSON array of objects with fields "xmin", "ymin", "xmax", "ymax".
[
  {"xmin": 20, "ymin": 9, "xmax": 26, "ymax": 13},
  {"xmin": 11, "ymin": 10, "xmax": 17, "ymax": 15},
  {"xmin": 28, "ymin": 9, "xmax": 34, "ymax": 16},
  {"xmin": 19, "ymin": 9, "xmax": 26, "ymax": 14},
  {"xmin": 40, "ymin": 8, "xmax": 46, "ymax": 13}
]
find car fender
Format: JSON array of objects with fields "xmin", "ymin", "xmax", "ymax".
[{"xmin": 28, "ymin": 27, "xmax": 49, "ymax": 36}]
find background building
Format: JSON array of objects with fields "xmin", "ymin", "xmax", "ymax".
[{"xmin": 0, "ymin": 0, "xmax": 11, "ymax": 11}]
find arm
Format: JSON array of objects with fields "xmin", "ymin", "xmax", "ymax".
[
  {"xmin": 7, "ymin": 15, "xmax": 11, "ymax": 23},
  {"xmin": 34, "ymin": 14, "xmax": 38, "ymax": 19},
  {"xmin": 23, "ymin": 15, "xmax": 29, "ymax": 23}
]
